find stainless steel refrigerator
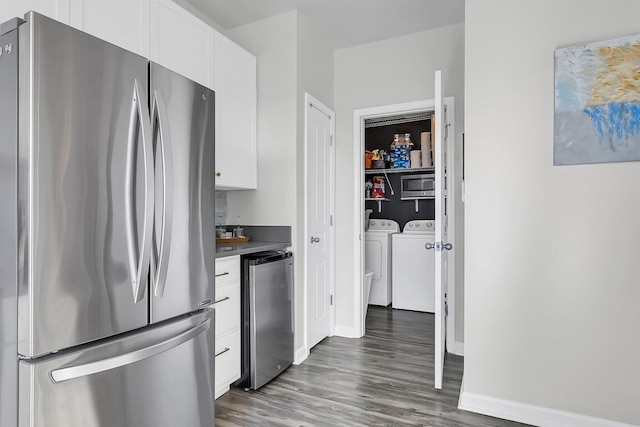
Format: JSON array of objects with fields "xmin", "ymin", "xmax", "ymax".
[{"xmin": 0, "ymin": 11, "xmax": 216, "ymax": 427}]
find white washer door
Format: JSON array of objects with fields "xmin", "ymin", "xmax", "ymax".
[{"xmin": 392, "ymin": 234, "xmax": 435, "ymax": 312}]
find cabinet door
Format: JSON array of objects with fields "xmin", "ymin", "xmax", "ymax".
[
  {"xmin": 215, "ymin": 330, "xmax": 241, "ymax": 398},
  {"xmin": 215, "ymin": 281, "xmax": 240, "ymax": 337},
  {"xmin": 213, "ymin": 32, "xmax": 257, "ymax": 190},
  {"xmin": 69, "ymin": 0, "xmax": 149, "ymax": 56},
  {"xmin": 150, "ymin": 0, "xmax": 214, "ymax": 89},
  {"xmin": 214, "ymin": 255, "xmax": 241, "ymax": 398},
  {"xmin": 0, "ymin": 0, "xmax": 69, "ymax": 24}
]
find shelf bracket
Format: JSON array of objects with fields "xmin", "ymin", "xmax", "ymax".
[
  {"xmin": 365, "ymin": 198, "xmax": 388, "ymax": 213},
  {"xmin": 383, "ymin": 170, "xmax": 395, "ymax": 196}
]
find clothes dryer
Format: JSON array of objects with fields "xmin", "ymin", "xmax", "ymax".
[
  {"xmin": 392, "ymin": 220, "xmax": 436, "ymax": 312},
  {"xmin": 364, "ymin": 219, "xmax": 399, "ymax": 306}
]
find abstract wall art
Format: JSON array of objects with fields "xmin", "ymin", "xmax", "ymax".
[{"xmin": 554, "ymin": 34, "xmax": 640, "ymax": 165}]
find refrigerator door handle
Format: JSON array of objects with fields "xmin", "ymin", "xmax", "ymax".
[
  {"xmin": 125, "ymin": 78, "xmax": 154, "ymax": 304},
  {"xmin": 151, "ymin": 89, "xmax": 174, "ymax": 298},
  {"xmin": 50, "ymin": 318, "xmax": 211, "ymax": 383}
]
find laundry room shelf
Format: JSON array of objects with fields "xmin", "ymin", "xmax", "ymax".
[
  {"xmin": 364, "ymin": 167, "xmax": 434, "ymax": 175},
  {"xmin": 365, "ymin": 198, "xmax": 389, "ymax": 212}
]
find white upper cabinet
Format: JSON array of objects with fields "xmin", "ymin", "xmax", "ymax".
[
  {"xmin": 3, "ymin": 0, "xmax": 258, "ymax": 191},
  {"xmin": 150, "ymin": 0, "xmax": 214, "ymax": 89},
  {"xmin": 213, "ymin": 32, "xmax": 257, "ymax": 190},
  {"xmin": 1, "ymin": 0, "xmax": 69, "ymax": 25},
  {"xmin": 69, "ymin": 0, "xmax": 149, "ymax": 57}
]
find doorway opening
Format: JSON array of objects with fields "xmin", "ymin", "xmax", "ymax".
[{"xmin": 353, "ymin": 98, "xmax": 458, "ymax": 382}]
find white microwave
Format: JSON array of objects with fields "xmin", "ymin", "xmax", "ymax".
[{"xmin": 400, "ymin": 174, "xmax": 435, "ymax": 200}]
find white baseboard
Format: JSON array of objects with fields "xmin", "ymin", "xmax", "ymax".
[
  {"xmin": 450, "ymin": 340, "xmax": 464, "ymax": 356},
  {"xmin": 334, "ymin": 325, "xmax": 359, "ymax": 338},
  {"xmin": 459, "ymin": 389, "xmax": 637, "ymax": 427},
  {"xmin": 293, "ymin": 346, "xmax": 308, "ymax": 365}
]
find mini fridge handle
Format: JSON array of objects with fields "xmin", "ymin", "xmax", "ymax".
[{"xmin": 50, "ymin": 318, "xmax": 210, "ymax": 383}]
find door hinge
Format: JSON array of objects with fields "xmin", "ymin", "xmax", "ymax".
[
  {"xmin": 444, "ymin": 293, "xmax": 448, "ymax": 316},
  {"xmin": 329, "ymin": 214, "xmax": 333, "ymax": 226},
  {"xmin": 330, "ymin": 135, "xmax": 334, "ymax": 146},
  {"xmin": 444, "ymin": 105, "xmax": 449, "ymax": 139},
  {"xmin": 330, "ymin": 294, "xmax": 334, "ymax": 306}
]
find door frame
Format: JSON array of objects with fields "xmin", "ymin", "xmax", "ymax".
[
  {"xmin": 301, "ymin": 93, "xmax": 336, "ymax": 363},
  {"xmin": 352, "ymin": 99, "xmax": 457, "ymax": 350}
]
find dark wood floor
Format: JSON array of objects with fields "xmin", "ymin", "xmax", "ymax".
[{"xmin": 215, "ymin": 306, "xmax": 529, "ymax": 426}]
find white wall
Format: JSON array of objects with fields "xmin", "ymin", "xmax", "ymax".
[
  {"xmin": 225, "ymin": 11, "xmax": 298, "ymax": 228},
  {"xmin": 297, "ymin": 12, "xmax": 334, "ymax": 110},
  {"xmin": 463, "ymin": 1, "xmax": 640, "ymax": 425},
  {"xmin": 333, "ymin": 23, "xmax": 465, "ymax": 339},
  {"xmin": 225, "ymin": 10, "xmax": 334, "ymax": 357},
  {"xmin": 295, "ymin": 12, "xmax": 335, "ymax": 358},
  {"xmin": 225, "ymin": 12, "xmax": 302, "ymax": 352}
]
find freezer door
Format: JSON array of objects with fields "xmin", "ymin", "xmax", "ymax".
[
  {"xmin": 17, "ymin": 13, "xmax": 151, "ymax": 357},
  {"xmin": 249, "ymin": 256, "xmax": 294, "ymax": 389},
  {"xmin": 149, "ymin": 63, "xmax": 216, "ymax": 323},
  {"xmin": 19, "ymin": 310, "xmax": 215, "ymax": 427},
  {"xmin": 0, "ymin": 22, "xmax": 19, "ymax": 427}
]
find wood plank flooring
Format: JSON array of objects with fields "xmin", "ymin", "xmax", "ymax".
[{"xmin": 215, "ymin": 306, "xmax": 529, "ymax": 426}]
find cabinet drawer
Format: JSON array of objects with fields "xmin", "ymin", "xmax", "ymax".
[
  {"xmin": 215, "ymin": 255, "xmax": 240, "ymax": 286},
  {"xmin": 215, "ymin": 330, "xmax": 240, "ymax": 395},
  {"xmin": 214, "ymin": 281, "xmax": 240, "ymax": 336}
]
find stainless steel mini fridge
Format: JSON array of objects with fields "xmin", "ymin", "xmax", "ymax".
[
  {"xmin": 238, "ymin": 251, "xmax": 294, "ymax": 390},
  {"xmin": 0, "ymin": 11, "xmax": 216, "ymax": 427}
]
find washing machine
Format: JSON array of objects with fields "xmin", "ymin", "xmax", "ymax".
[
  {"xmin": 391, "ymin": 220, "xmax": 435, "ymax": 312},
  {"xmin": 364, "ymin": 219, "xmax": 399, "ymax": 306}
]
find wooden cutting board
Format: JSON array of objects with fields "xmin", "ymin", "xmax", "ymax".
[{"xmin": 216, "ymin": 236, "xmax": 250, "ymax": 244}]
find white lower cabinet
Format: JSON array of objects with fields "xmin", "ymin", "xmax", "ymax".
[
  {"xmin": 214, "ymin": 331, "xmax": 241, "ymax": 397},
  {"xmin": 214, "ymin": 255, "xmax": 241, "ymax": 399}
]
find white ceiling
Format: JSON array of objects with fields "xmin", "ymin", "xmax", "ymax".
[{"xmin": 182, "ymin": 0, "xmax": 464, "ymax": 49}]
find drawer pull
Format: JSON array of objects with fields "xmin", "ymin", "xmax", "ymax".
[
  {"xmin": 215, "ymin": 271, "xmax": 229, "ymax": 278},
  {"xmin": 214, "ymin": 296, "xmax": 230, "ymax": 304},
  {"xmin": 215, "ymin": 347, "xmax": 230, "ymax": 357}
]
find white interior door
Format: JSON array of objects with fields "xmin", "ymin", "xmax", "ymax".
[
  {"xmin": 306, "ymin": 94, "xmax": 335, "ymax": 350},
  {"xmin": 434, "ymin": 70, "xmax": 449, "ymax": 389}
]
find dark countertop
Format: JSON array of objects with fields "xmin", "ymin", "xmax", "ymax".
[
  {"xmin": 215, "ymin": 241, "xmax": 289, "ymax": 258},
  {"xmin": 214, "ymin": 225, "xmax": 291, "ymax": 258}
]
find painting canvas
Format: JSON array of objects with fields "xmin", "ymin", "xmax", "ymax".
[{"xmin": 554, "ymin": 34, "xmax": 640, "ymax": 165}]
